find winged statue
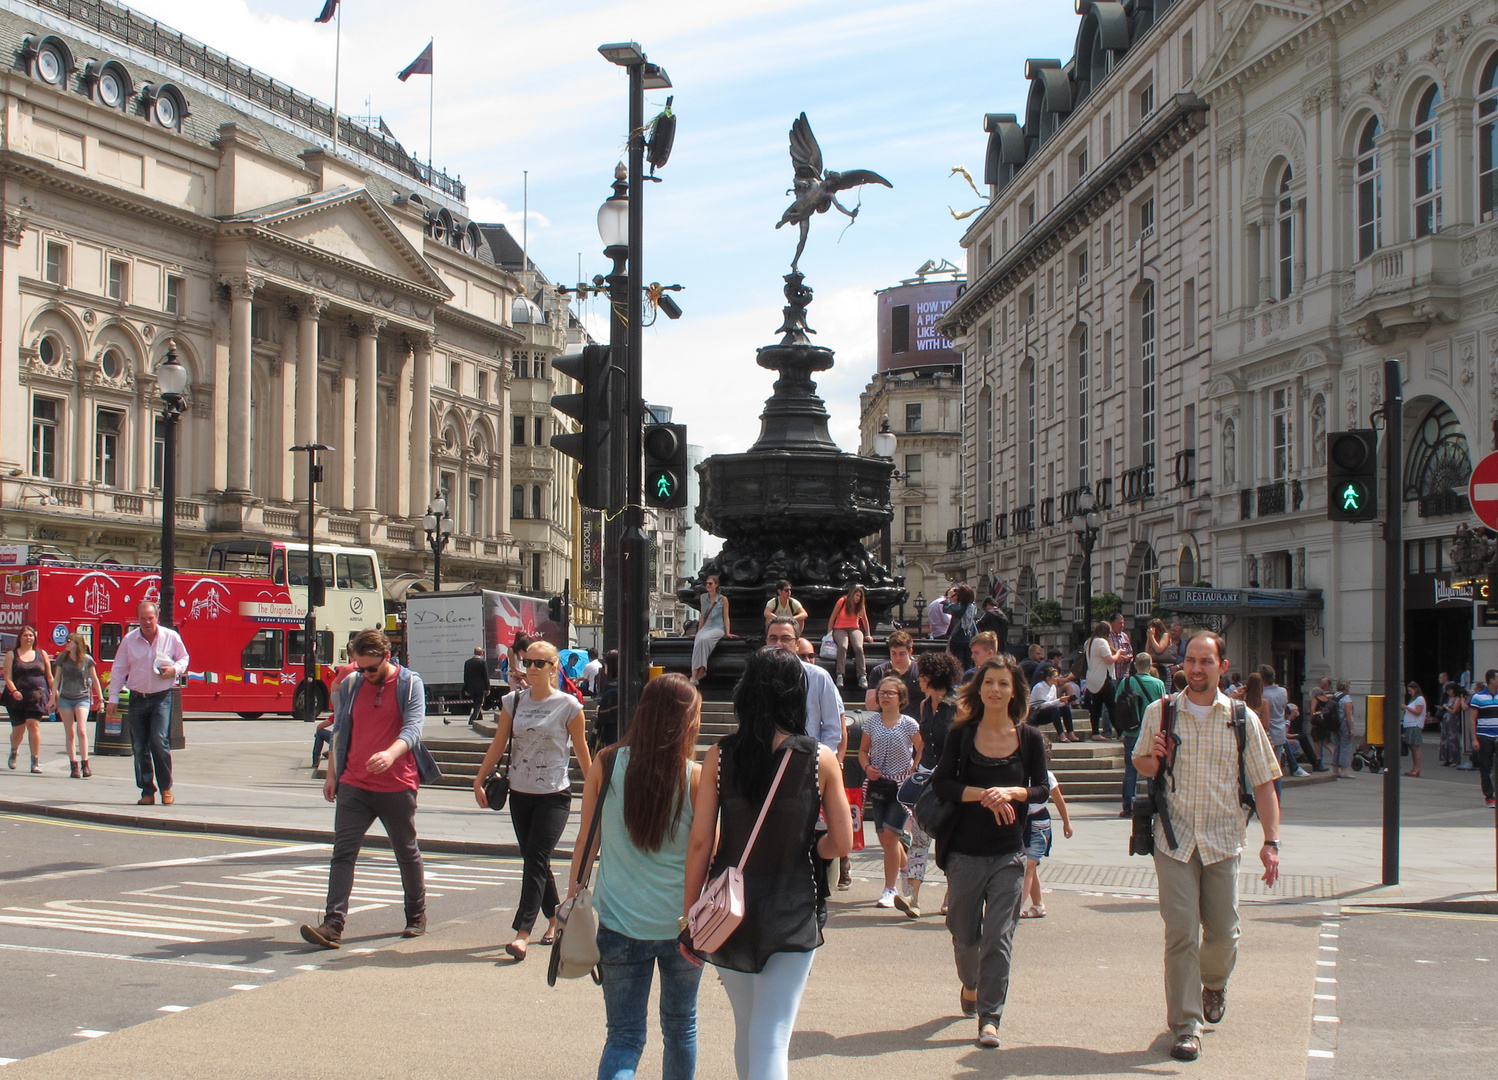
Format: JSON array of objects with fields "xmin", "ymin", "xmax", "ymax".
[{"xmin": 776, "ymin": 113, "xmax": 892, "ymax": 272}]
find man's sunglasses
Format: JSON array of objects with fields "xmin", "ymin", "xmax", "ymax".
[
  {"xmin": 356, "ymin": 657, "xmax": 387, "ymax": 674},
  {"xmin": 522, "ymin": 658, "xmax": 554, "ymax": 669}
]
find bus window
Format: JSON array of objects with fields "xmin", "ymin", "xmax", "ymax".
[
  {"xmin": 98, "ymin": 624, "xmax": 123, "ymax": 661},
  {"xmin": 337, "ymin": 554, "xmax": 377, "ymax": 590},
  {"xmin": 206, "ymin": 541, "xmax": 271, "ymax": 576},
  {"xmin": 286, "ymin": 551, "xmax": 334, "ymax": 586},
  {"xmin": 242, "ymin": 630, "xmax": 285, "ymax": 671},
  {"xmin": 288, "ymin": 629, "xmax": 335, "ymax": 665},
  {"xmin": 272, "ymin": 550, "xmax": 286, "ymax": 585}
]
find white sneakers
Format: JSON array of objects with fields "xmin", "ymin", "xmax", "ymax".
[
  {"xmin": 876, "ymin": 887, "xmax": 897, "ymax": 908},
  {"xmin": 1292, "ymin": 767, "xmax": 1309, "ymax": 778}
]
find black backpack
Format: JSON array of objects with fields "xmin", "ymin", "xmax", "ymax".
[
  {"xmin": 1311, "ymin": 693, "xmax": 1343, "ymax": 739},
  {"xmin": 1114, "ymin": 675, "xmax": 1144, "ymax": 733}
]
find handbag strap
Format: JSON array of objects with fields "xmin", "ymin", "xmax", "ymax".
[
  {"xmin": 574, "ymin": 750, "xmax": 617, "ymax": 892},
  {"xmin": 733, "ymin": 743, "xmax": 794, "ymax": 872}
]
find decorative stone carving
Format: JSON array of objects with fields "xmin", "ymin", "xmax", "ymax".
[
  {"xmin": 81, "ymin": 310, "xmax": 96, "ymax": 327},
  {"xmin": 1461, "ymin": 339, "xmax": 1476, "ymax": 386},
  {"xmin": 1311, "ymin": 396, "xmax": 1328, "ymax": 466},
  {"xmin": 351, "ymin": 315, "xmax": 387, "ymax": 338},
  {"xmin": 1460, "ymin": 225, "xmax": 1498, "ymax": 266},
  {"xmin": 1221, "ymin": 419, "xmax": 1237, "ymax": 488},
  {"xmin": 1368, "ymin": 50, "xmax": 1409, "ymax": 107},
  {"xmin": 1247, "ymin": 114, "xmax": 1307, "ymax": 183},
  {"xmin": 220, "ymin": 273, "xmax": 265, "ymax": 300},
  {"xmin": 1345, "ymin": 372, "xmax": 1360, "ymax": 426},
  {"xmin": 1293, "ymin": 549, "xmax": 1306, "ymax": 590},
  {"xmin": 2, "ymin": 211, "xmax": 27, "ymax": 246},
  {"xmin": 1247, "ymin": 554, "xmax": 1260, "ymax": 587},
  {"xmin": 1216, "ymin": 131, "xmax": 1244, "ymax": 165},
  {"xmin": 267, "ymin": 358, "xmax": 282, "ymax": 378}
]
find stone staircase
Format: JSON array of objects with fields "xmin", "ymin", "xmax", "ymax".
[{"xmin": 1048, "ymin": 740, "xmax": 1130, "ymax": 802}]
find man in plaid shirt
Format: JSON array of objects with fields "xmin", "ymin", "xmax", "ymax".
[{"xmin": 1134, "ymin": 630, "xmax": 1281, "ymax": 1062}]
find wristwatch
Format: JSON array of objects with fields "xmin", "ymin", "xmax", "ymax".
[{"xmin": 1263, "ymin": 839, "xmax": 1280, "ymax": 848}]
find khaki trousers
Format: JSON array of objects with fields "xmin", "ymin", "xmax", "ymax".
[{"xmin": 1152, "ymin": 849, "xmax": 1241, "ymax": 1037}]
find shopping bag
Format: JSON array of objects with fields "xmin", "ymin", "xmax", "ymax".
[{"xmin": 845, "ymin": 785, "xmax": 865, "ymax": 851}]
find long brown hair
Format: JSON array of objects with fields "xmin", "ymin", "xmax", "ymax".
[
  {"xmin": 955, "ymin": 655, "xmax": 1029, "ymax": 727},
  {"xmin": 618, "ymin": 673, "xmax": 701, "ymax": 852},
  {"xmin": 1243, "ymin": 672, "xmax": 1265, "ymax": 714},
  {"xmin": 842, "ymin": 582, "xmax": 866, "ymax": 618}
]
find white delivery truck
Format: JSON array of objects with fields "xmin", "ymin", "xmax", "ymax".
[{"xmin": 405, "ymin": 589, "xmax": 563, "ymax": 711}]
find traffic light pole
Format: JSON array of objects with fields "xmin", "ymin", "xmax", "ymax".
[
  {"xmin": 602, "ymin": 241, "xmax": 627, "ymax": 667},
  {"xmin": 1382, "ymin": 359, "xmax": 1403, "ymax": 886}
]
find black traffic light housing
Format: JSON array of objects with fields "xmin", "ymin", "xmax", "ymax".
[
  {"xmin": 643, "ymin": 422, "xmax": 689, "ymax": 508},
  {"xmin": 550, "ymin": 345, "xmax": 614, "ymax": 510},
  {"xmin": 547, "ymin": 595, "xmax": 563, "ymax": 623},
  {"xmin": 1327, "ymin": 429, "xmax": 1379, "ymax": 522}
]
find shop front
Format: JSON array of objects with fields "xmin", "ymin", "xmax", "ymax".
[
  {"xmin": 1404, "ymin": 536, "xmax": 1476, "ymax": 701},
  {"xmin": 1157, "ymin": 586, "xmax": 1323, "ymax": 706}
]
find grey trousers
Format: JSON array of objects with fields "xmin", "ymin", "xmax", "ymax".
[
  {"xmin": 1153, "ymin": 849, "xmax": 1241, "ymax": 1037},
  {"xmin": 325, "ymin": 783, "xmax": 425, "ymax": 927},
  {"xmin": 944, "ymin": 849, "xmax": 1027, "ymax": 1023}
]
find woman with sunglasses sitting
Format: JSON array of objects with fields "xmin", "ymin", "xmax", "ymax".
[{"xmin": 475, "ymin": 640, "xmax": 592, "ymax": 960}]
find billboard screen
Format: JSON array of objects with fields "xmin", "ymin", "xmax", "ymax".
[{"xmin": 876, "ymin": 281, "xmax": 961, "ymax": 372}]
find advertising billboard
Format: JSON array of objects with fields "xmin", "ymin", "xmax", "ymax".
[{"xmin": 876, "ymin": 281, "xmax": 961, "ymax": 373}]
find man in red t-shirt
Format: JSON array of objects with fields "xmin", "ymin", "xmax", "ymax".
[{"xmin": 301, "ymin": 629, "xmax": 428, "ymax": 949}]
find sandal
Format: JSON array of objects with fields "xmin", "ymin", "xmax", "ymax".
[
  {"xmin": 504, "ymin": 941, "xmax": 527, "ymax": 961},
  {"xmin": 538, "ymin": 933, "xmax": 556, "ymax": 946}
]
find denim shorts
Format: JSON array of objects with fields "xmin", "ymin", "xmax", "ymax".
[
  {"xmin": 1024, "ymin": 816, "xmax": 1053, "ymax": 861},
  {"xmin": 865, "ymin": 787, "xmax": 910, "ymax": 835},
  {"xmin": 57, "ymin": 697, "xmax": 91, "ymax": 714}
]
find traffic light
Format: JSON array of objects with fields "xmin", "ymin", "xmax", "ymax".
[
  {"xmin": 547, "ymin": 595, "xmax": 563, "ymax": 623},
  {"xmin": 643, "ymin": 422, "xmax": 689, "ymax": 508},
  {"xmin": 1326, "ymin": 429, "xmax": 1379, "ymax": 522},
  {"xmin": 550, "ymin": 345, "xmax": 613, "ymax": 510}
]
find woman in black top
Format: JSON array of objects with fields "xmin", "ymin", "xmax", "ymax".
[
  {"xmin": 931, "ymin": 654, "xmax": 1048, "ymax": 1050},
  {"xmin": 683, "ymin": 647, "xmax": 852, "ymax": 1080},
  {"xmin": 895, "ymin": 651, "xmax": 964, "ymax": 919}
]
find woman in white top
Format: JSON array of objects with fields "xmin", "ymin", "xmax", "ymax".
[
  {"xmin": 1083, "ymin": 621, "xmax": 1125, "ymax": 741},
  {"xmin": 1401, "ymin": 682, "xmax": 1426, "ymax": 778},
  {"xmin": 1027, "ymin": 664, "xmax": 1078, "ymax": 741},
  {"xmin": 474, "ymin": 640, "xmax": 591, "ymax": 960},
  {"xmin": 859, "ymin": 676, "xmax": 923, "ymax": 910}
]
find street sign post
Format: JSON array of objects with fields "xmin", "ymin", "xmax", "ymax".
[{"xmin": 1467, "ymin": 451, "xmax": 1498, "ymax": 531}]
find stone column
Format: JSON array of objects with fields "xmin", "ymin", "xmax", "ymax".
[
  {"xmin": 294, "ymin": 296, "xmax": 327, "ymax": 501},
  {"xmin": 353, "ymin": 315, "xmax": 385, "ymax": 513},
  {"xmin": 276, "ymin": 306, "xmax": 297, "ymax": 503},
  {"xmin": 410, "ymin": 331, "xmax": 434, "ymax": 519},
  {"xmin": 0, "ymin": 213, "xmax": 28, "ymax": 472},
  {"xmin": 394, "ymin": 337, "xmax": 414, "ymax": 521},
  {"xmin": 223, "ymin": 274, "xmax": 260, "ymax": 496},
  {"xmin": 1256, "ymin": 214, "xmax": 1273, "ymax": 303}
]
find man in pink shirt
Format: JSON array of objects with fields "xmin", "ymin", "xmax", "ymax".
[{"xmin": 105, "ymin": 601, "xmax": 188, "ymax": 806}]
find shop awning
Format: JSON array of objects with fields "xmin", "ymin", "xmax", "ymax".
[{"xmin": 1157, "ymin": 586, "xmax": 1323, "ymax": 616}]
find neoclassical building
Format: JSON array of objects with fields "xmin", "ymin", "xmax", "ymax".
[
  {"xmin": 938, "ymin": 0, "xmax": 1217, "ymax": 647},
  {"xmin": 1199, "ymin": 0, "xmax": 1498, "ymax": 700},
  {"xmin": 0, "ymin": 1, "xmax": 579, "ymax": 602}
]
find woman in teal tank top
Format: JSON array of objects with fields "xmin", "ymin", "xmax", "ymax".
[{"xmin": 568, "ymin": 673, "xmax": 703, "ymax": 1080}]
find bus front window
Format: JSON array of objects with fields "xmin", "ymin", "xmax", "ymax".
[
  {"xmin": 286, "ymin": 551, "xmax": 334, "ymax": 586},
  {"xmin": 337, "ymin": 554, "xmax": 377, "ymax": 591}
]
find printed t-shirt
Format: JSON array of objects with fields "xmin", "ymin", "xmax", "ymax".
[{"xmin": 1472, "ymin": 688, "xmax": 1498, "ymax": 738}]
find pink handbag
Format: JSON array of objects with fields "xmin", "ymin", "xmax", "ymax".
[{"xmin": 688, "ymin": 746, "xmax": 794, "ymax": 954}]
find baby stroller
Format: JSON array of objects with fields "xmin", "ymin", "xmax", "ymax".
[{"xmin": 1350, "ymin": 741, "xmax": 1384, "ymax": 772}]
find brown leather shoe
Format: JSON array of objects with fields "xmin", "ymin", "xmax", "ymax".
[
  {"xmin": 137, "ymin": 794, "xmax": 155, "ymax": 805},
  {"xmin": 300, "ymin": 921, "xmax": 342, "ymax": 949},
  {"xmin": 1203, "ymin": 986, "xmax": 1226, "ymax": 1024},
  {"xmin": 1170, "ymin": 1035, "xmax": 1201, "ymax": 1061},
  {"xmin": 161, "ymin": 791, "xmax": 174, "ymax": 805},
  {"xmin": 402, "ymin": 913, "xmax": 427, "ymax": 938}
]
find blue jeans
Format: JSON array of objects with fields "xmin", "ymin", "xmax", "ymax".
[
  {"xmin": 717, "ymin": 949, "xmax": 816, "ymax": 1080},
  {"xmin": 1121, "ymin": 733, "xmax": 1139, "ymax": 810},
  {"xmin": 597, "ymin": 923, "xmax": 702, "ymax": 1080},
  {"xmin": 126, "ymin": 690, "xmax": 172, "ymax": 795}
]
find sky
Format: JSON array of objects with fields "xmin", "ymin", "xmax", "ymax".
[{"xmin": 131, "ymin": 0, "xmax": 1081, "ymax": 455}]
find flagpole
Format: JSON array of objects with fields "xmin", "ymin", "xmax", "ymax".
[
  {"xmin": 331, "ymin": 2, "xmax": 342, "ymax": 156},
  {"xmin": 427, "ymin": 37, "xmax": 434, "ymax": 175}
]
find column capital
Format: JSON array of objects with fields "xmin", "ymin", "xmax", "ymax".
[
  {"xmin": 220, "ymin": 273, "xmax": 265, "ymax": 300},
  {"xmin": 350, "ymin": 314, "xmax": 388, "ymax": 338},
  {"xmin": 410, "ymin": 328, "xmax": 437, "ymax": 353},
  {"xmin": 297, "ymin": 294, "xmax": 331, "ymax": 320},
  {"xmin": 3, "ymin": 211, "xmax": 28, "ymax": 247}
]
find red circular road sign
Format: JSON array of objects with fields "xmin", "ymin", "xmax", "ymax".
[{"xmin": 1468, "ymin": 451, "xmax": 1498, "ymax": 530}]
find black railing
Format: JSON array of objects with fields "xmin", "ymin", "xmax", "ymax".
[
  {"xmin": 1257, "ymin": 482, "xmax": 1287, "ymax": 516},
  {"xmin": 1121, "ymin": 464, "xmax": 1155, "ymax": 503},
  {"xmin": 946, "ymin": 527, "xmax": 968, "ymax": 552},
  {"xmin": 1418, "ymin": 490, "xmax": 1471, "ymax": 518},
  {"xmin": 1040, "ymin": 497, "xmax": 1055, "ymax": 526},
  {"xmin": 1174, "ymin": 449, "xmax": 1197, "ymax": 488},
  {"xmin": 1291, "ymin": 479, "xmax": 1304, "ymax": 511},
  {"xmin": 1058, "ymin": 485, "xmax": 1090, "ymax": 520},
  {"xmin": 1239, "ymin": 489, "xmax": 1254, "ymax": 520},
  {"xmin": 1012, "ymin": 504, "xmax": 1035, "ymax": 534},
  {"xmin": 972, "ymin": 519, "xmax": 991, "ymax": 546},
  {"xmin": 1095, "ymin": 477, "xmax": 1113, "ymax": 509}
]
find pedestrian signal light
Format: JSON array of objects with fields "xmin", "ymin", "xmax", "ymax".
[
  {"xmin": 643, "ymin": 422, "xmax": 688, "ymax": 509},
  {"xmin": 1326, "ymin": 429, "xmax": 1378, "ymax": 522}
]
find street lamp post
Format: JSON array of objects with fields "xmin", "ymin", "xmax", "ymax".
[
  {"xmin": 156, "ymin": 343, "xmax": 188, "ymax": 750},
  {"xmin": 598, "ymin": 166, "xmax": 629, "ymax": 664},
  {"xmin": 1073, "ymin": 489, "xmax": 1101, "ymax": 647},
  {"xmin": 423, "ymin": 497, "xmax": 455, "ymax": 593},
  {"xmin": 600, "ymin": 41, "xmax": 671, "ymax": 726},
  {"xmin": 895, "ymin": 552, "xmax": 907, "ymax": 626},
  {"xmin": 290, "ymin": 442, "xmax": 331, "ymax": 721}
]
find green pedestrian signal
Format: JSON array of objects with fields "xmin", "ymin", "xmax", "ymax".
[
  {"xmin": 1326, "ymin": 430, "xmax": 1378, "ymax": 522},
  {"xmin": 1339, "ymin": 483, "xmax": 1365, "ymax": 512},
  {"xmin": 643, "ymin": 423, "xmax": 689, "ymax": 509},
  {"xmin": 652, "ymin": 471, "xmax": 676, "ymax": 500}
]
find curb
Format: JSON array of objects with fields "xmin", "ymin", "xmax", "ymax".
[{"xmin": 0, "ymin": 798, "xmax": 548, "ymax": 860}]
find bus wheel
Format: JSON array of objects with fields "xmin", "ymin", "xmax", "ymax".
[
  {"xmin": 237, "ymin": 712, "xmax": 264, "ymax": 721},
  {"xmin": 294, "ymin": 680, "xmax": 326, "ymax": 722}
]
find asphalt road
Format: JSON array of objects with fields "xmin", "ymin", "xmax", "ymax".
[
  {"xmin": 0, "ymin": 812, "xmax": 524, "ymax": 1066},
  {"xmin": 1323, "ymin": 907, "xmax": 1498, "ymax": 1079}
]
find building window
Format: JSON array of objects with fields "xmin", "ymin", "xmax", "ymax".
[
  {"xmin": 1071, "ymin": 142, "xmax": 1088, "ymax": 186},
  {"xmin": 1136, "ymin": 196, "xmax": 1155, "ymax": 240},
  {"xmin": 531, "ymin": 484, "xmax": 543, "ymax": 521},
  {"xmin": 1024, "ymin": 360, "xmax": 1037, "ymax": 505},
  {"xmin": 467, "ymin": 477, "xmax": 482, "ymax": 534},
  {"xmin": 449, "ymin": 360, "xmax": 461, "ymax": 390},
  {"xmin": 1135, "ymin": 78, "xmax": 1154, "ymax": 127},
  {"xmin": 31, "ymin": 397, "xmax": 59, "ymax": 478},
  {"xmin": 905, "ymin": 402, "xmax": 922, "ymax": 433},
  {"xmin": 1102, "ymin": 220, "xmax": 1113, "ymax": 267},
  {"xmin": 1139, "ymin": 284, "xmax": 1157, "ymax": 471},
  {"xmin": 1023, "ymin": 197, "xmax": 1036, "ymax": 228},
  {"xmin": 1182, "ymin": 153, "xmax": 1195, "ymax": 208},
  {"xmin": 533, "ymin": 416, "xmax": 544, "ymax": 446},
  {"xmin": 514, "ymin": 356, "xmax": 528, "ymax": 379},
  {"xmin": 165, "ymin": 274, "xmax": 183, "ymax": 316},
  {"xmin": 1182, "ymin": 30, "xmax": 1194, "ymax": 85},
  {"xmin": 95, "ymin": 408, "xmax": 124, "ymax": 486},
  {"xmin": 1076, "ymin": 326, "xmax": 1089, "ymax": 488},
  {"xmin": 512, "ymin": 415, "xmax": 525, "ymax": 445},
  {"xmin": 1414, "ymin": 84, "xmax": 1443, "ymax": 237},
  {"xmin": 512, "ymin": 484, "xmax": 525, "ymax": 519},
  {"xmin": 477, "ymin": 371, "xmax": 489, "ymax": 401},
  {"xmin": 979, "ymin": 386, "xmax": 993, "ymax": 518},
  {"xmin": 249, "ymin": 305, "xmax": 268, "ymax": 342},
  {"xmin": 903, "ymin": 505, "xmax": 922, "ymax": 544},
  {"xmin": 1022, "ymin": 288, "xmax": 1036, "ymax": 321},
  {"xmin": 107, "ymin": 259, "xmax": 128, "ymax": 302},
  {"xmin": 1276, "ymin": 165, "xmax": 1294, "ymax": 300},
  {"xmin": 904, "ymin": 452, "xmax": 923, "ymax": 480},
  {"xmin": 1182, "ymin": 279, "xmax": 1196, "ymax": 348},
  {"xmin": 44, "ymin": 242, "xmax": 67, "ymax": 285},
  {"xmin": 1481, "ymin": 54, "xmax": 1498, "ymax": 221},
  {"xmin": 1357, "ymin": 118, "xmax": 1382, "ymax": 259},
  {"xmin": 438, "ymin": 471, "xmax": 454, "ymax": 510},
  {"xmin": 152, "ymin": 415, "xmax": 166, "ymax": 489},
  {"xmin": 891, "ymin": 304, "xmax": 911, "ymax": 353},
  {"xmin": 1102, "ymin": 112, "xmax": 1113, "ymax": 155},
  {"xmin": 531, "ymin": 552, "xmax": 543, "ymax": 592},
  {"xmin": 1270, "ymin": 386, "xmax": 1294, "ymax": 480}
]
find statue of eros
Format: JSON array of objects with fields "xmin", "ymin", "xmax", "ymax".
[{"xmin": 775, "ymin": 112, "xmax": 891, "ymax": 272}]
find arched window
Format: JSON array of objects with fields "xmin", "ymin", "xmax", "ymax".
[
  {"xmin": 1139, "ymin": 284, "xmax": 1157, "ymax": 472},
  {"xmin": 1136, "ymin": 547, "xmax": 1159, "ymax": 615},
  {"xmin": 531, "ymin": 484, "xmax": 544, "ymax": 521},
  {"xmin": 1076, "ymin": 326, "xmax": 1090, "ymax": 487},
  {"xmin": 1414, "ymin": 84, "xmax": 1442, "ymax": 237},
  {"xmin": 511, "ymin": 484, "xmax": 525, "ymax": 519},
  {"xmin": 1479, "ymin": 53, "xmax": 1498, "ymax": 221},
  {"xmin": 1179, "ymin": 547, "xmax": 1196, "ymax": 587},
  {"xmin": 1403, "ymin": 401, "xmax": 1471, "ymax": 516},
  {"xmin": 1275, "ymin": 165, "xmax": 1294, "ymax": 300},
  {"xmin": 1357, "ymin": 118, "xmax": 1382, "ymax": 259}
]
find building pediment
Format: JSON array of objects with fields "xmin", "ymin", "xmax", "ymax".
[
  {"xmin": 227, "ymin": 188, "xmax": 452, "ymax": 301},
  {"xmin": 1199, "ymin": 0, "xmax": 1328, "ymax": 94}
]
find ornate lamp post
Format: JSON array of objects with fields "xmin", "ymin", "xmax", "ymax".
[
  {"xmin": 423, "ymin": 496, "xmax": 455, "ymax": 593},
  {"xmin": 156, "ymin": 343, "xmax": 188, "ymax": 750},
  {"xmin": 872, "ymin": 415, "xmax": 899, "ymax": 578},
  {"xmin": 1073, "ymin": 488, "xmax": 1101, "ymax": 645},
  {"xmin": 290, "ymin": 442, "xmax": 331, "ymax": 720},
  {"xmin": 895, "ymin": 552, "xmax": 907, "ymax": 626}
]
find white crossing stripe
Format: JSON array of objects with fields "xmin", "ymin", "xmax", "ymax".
[
  {"xmin": 1308, "ymin": 1049, "xmax": 1335, "ymax": 1059},
  {"xmin": 0, "ymin": 942, "xmax": 274, "ymax": 974},
  {"xmin": 1313, "ymin": 1015, "xmax": 1340, "ymax": 1023},
  {"xmin": 73, "ymin": 1031, "xmax": 109, "ymax": 1039},
  {"xmin": 229, "ymin": 984, "xmax": 260, "ymax": 991},
  {"xmin": 157, "ymin": 1005, "xmax": 189, "ymax": 1013}
]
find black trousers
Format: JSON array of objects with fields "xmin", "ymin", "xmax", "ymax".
[
  {"xmin": 1477, "ymin": 735, "xmax": 1498, "ymax": 800},
  {"xmin": 1033, "ymin": 702, "xmax": 1074, "ymax": 735},
  {"xmin": 324, "ymin": 783, "xmax": 424, "ymax": 926},
  {"xmin": 468, "ymin": 692, "xmax": 486, "ymax": 725},
  {"xmin": 509, "ymin": 789, "xmax": 571, "ymax": 933},
  {"xmin": 1086, "ymin": 679, "xmax": 1116, "ymax": 736}
]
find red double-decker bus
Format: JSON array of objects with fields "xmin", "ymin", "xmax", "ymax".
[{"xmin": 0, "ymin": 563, "xmax": 335, "ymax": 719}]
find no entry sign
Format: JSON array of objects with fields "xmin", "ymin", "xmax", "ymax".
[{"xmin": 1468, "ymin": 451, "xmax": 1498, "ymax": 530}]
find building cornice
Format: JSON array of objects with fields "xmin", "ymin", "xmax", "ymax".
[
  {"xmin": 0, "ymin": 150, "xmax": 217, "ymax": 235},
  {"xmin": 940, "ymin": 93, "xmax": 1209, "ymax": 335}
]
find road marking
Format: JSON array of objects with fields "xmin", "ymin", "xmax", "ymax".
[
  {"xmin": 2, "ymin": 841, "xmax": 328, "ymax": 885},
  {"xmin": 0, "ymin": 942, "xmax": 274, "ymax": 973},
  {"xmin": 1314, "ymin": 993, "xmax": 1336, "ymax": 1001},
  {"xmin": 73, "ymin": 1031, "xmax": 109, "ymax": 1038},
  {"xmin": 1319, "ymin": 945, "xmax": 1339, "ymax": 952},
  {"xmin": 1316, "ymin": 960, "xmax": 1336, "ymax": 966},
  {"xmin": 0, "ymin": 1057, "xmax": 18, "ymax": 1064},
  {"xmin": 1308, "ymin": 1049, "xmax": 1335, "ymax": 1059},
  {"xmin": 1315, "ymin": 976, "xmax": 1337, "ymax": 983},
  {"xmin": 229, "ymin": 984, "xmax": 260, "ymax": 991},
  {"xmin": 1313, "ymin": 1015, "xmax": 1340, "ymax": 1023},
  {"xmin": 294, "ymin": 964, "xmax": 319, "ymax": 971},
  {"xmin": 157, "ymin": 1005, "xmax": 189, "ymax": 1013}
]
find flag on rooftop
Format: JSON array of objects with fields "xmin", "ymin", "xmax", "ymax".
[
  {"xmin": 398, "ymin": 42, "xmax": 433, "ymax": 81},
  {"xmin": 314, "ymin": 0, "xmax": 339, "ymax": 24}
]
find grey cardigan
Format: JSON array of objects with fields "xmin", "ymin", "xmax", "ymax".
[{"xmin": 330, "ymin": 666, "xmax": 439, "ymax": 785}]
